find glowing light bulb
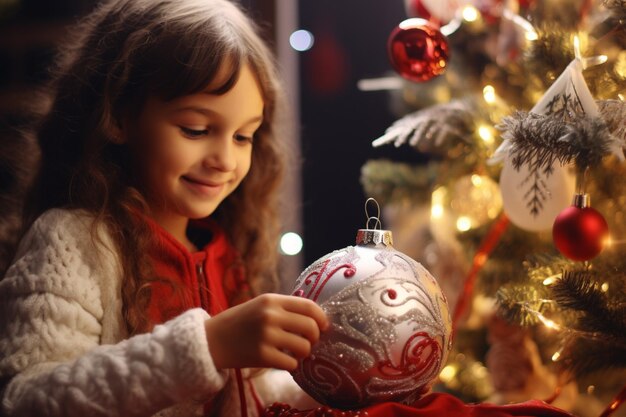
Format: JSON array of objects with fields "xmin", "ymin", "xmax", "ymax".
[
  {"xmin": 289, "ymin": 30, "xmax": 314, "ymax": 52},
  {"xmin": 456, "ymin": 216, "xmax": 472, "ymax": 232},
  {"xmin": 431, "ymin": 204, "xmax": 444, "ymax": 219},
  {"xmin": 525, "ymin": 31, "xmax": 538, "ymax": 41},
  {"xmin": 471, "ymin": 175, "xmax": 483, "ymax": 187},
  {"xmin": 439, "ymin": 365, "xmax": 457, "ymax": 383},
  {"xmin": 542, "ymin": 275, "xmax": 560, "ymax": 286},
  {"xmin": 280, "ymin": 232, "xmax": 303, "ymax": 255},
  {"xmin": 431, "ymin": 187, "xmax": 447, "ymax": 220},
  {"xmin": 483, "ymin": 85, "xmax": 496, "ymax": 104},
  {"xmin": 462, "ymin": 6, "xmax": 479, "ymax": 22},
  {"xmin": 537, "ymin": 313, "xmax": 561, "ymax": 330},
  {"xmin": 478, "ymin": 126, "xmax": 494, "ymax": 145}
]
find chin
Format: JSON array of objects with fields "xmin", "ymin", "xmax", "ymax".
[{"xmin": 184, "ymin": 204, "xmax": 221, "ymax": 220}]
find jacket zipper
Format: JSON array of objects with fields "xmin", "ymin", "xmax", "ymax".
[{"xmin": 196, "ymin": 260, "xmax": 209, "ymax": 310}]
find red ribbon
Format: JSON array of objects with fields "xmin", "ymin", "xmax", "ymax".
[
  {"xmin": 599, "ymin": 384, "xmax": 626, "ymax": 417},
  {"xmin": 452, "ymin": 212, "xmax": 510, "ymax": 331}
]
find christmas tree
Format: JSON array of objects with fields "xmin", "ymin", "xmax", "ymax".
[{"xmin": 360, "ymin": 1, "xmax": 626, "ymax": 416}]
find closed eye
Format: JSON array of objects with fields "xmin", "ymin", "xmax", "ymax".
[
  {"xmin": 235, "ymin": 134, "xmax": 254, "ymax": 144},
  {"xmin": 180, "ymin": 126, "xmax": 208, "ymax": 138}
]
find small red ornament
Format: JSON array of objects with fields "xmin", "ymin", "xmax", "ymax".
[
  {"xmin": 387, "ymin": 18, "xmax": 450, "ymax": 82},
  {"xmin": 552, "ymin": 194, "xmax": 609, "ymax": 261}
]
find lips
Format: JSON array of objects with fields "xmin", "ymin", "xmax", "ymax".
[
  {"xmin": 181, "ymin": 175, "xmax": 226, "ymax": 196},
  {"xmin": 182, "ymin": 176, "xmax": 223, "ymax": 187}
]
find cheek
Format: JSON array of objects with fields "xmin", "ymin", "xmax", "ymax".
[
  {"xmin": 239, "ymin": 149, "xmax": 253, "ymax": 177},
  {"xmin": 134, "ymin": 138, "xmax": 195, "ymax": 187}
]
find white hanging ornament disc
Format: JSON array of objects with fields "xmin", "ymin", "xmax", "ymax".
[
  {"xmin": 499, "ymin": 157, "xmax": 576, "ymax": 232},
  {"xmin": 494, "ymin": 58, "xmax": 601, "ymax": 231}
]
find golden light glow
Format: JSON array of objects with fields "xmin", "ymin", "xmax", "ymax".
[
  {"xmin": 431, "ymin": 187, "xmax": 447, "ymax": 220},
  {"xmin": 478, "ymin": 125, "xmax": 494, "ymax": 144},
  {"xmin": 542, "ymin": 274, "xmax": 561, "ymax": 286},
  {"xmin": 439, "ymin": 365, "xmax": 457, "ymax": 383},
  {"xmin": 432, "ymin": 204, "xmax": 444, "ymax": 219},
  {"xmin": 619, "ymin": 93, "xmax": 625, "ymax": 101},
  {"xmin": 450, "ymin": 174, "xmax": 502, "ymax": 226},
  {"xmin": 537, "ymin": 313, "xmax": 561, "ymax": 330},
  {"xmin": 525, "ymin": 31, "xmax": 538, "ymax": 41},
  {"xmin": 456, "ymin": 216, "xmax": 472, "ymax": 232},
  {"xmin": 462, "ymin": 6, "xmax": 479, "ymax": 22},
  {"xmin": 552, "ymin": 351, "xmax": 561, "ymax": 361},
  {"xmin": 483, "ymin": 85, "xmax": 496, "ymax": 103},
  {"xmin": 614, "ymin": 52, "xmax": 626, "ymax": 77},
  {"xmin": 601, "ymin": 282, "xmax": 609, "ymax": 292},
  {"xmin": 473, "ymin": 364, "xmax": 488, "ymax": 378},
  {"xmin": 573, "ymin": 35, "xmax": 581, "ymax": 56}
]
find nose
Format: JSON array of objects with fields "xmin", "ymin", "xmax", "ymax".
[{"xmin": 203, "ymin": 135, "xmax": 237, "ymax": 172}]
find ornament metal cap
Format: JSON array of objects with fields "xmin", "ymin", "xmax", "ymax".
[
  {"xmin": 356, "ymin": 229, "xmax": 394, "ymax": 246},
  {"xmin": 572, "ymin": 193, "xmax": 590, "ymax": 208}
]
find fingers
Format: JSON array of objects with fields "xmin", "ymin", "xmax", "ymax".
[
  {"xmin": 205, "ymin": 294, "xmax": 330, "ymax": 371},
  {"xmin": 277, "ymin": 295, "xmax": 329, "ymax": 332},
  {"xmin": 260, "ymin": 344, "xmax": 298, "ymax": 371},
  {"xmin": 269, "ymin": 327, "xmax": 313, "ymax": 359},
  {"xmin": 280, "ymin": 313, "xmax": 321, "ymax": 345}
]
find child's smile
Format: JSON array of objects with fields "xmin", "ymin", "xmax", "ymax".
[{"xmin": 181, "ymin": 175, "xmax": 227, "ymax": 198}]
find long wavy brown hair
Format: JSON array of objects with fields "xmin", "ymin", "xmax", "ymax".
[{"xmin": 21, "ymin": 0, "xmax": 287, "ymax": 334}]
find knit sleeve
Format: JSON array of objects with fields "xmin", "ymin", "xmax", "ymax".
[{"xmin": 0, "ymin": 210, "xmax": 227, "ymax": 417}]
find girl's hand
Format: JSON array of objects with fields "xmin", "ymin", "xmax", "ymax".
[{"xmin": 204, "ymin": 293, "xmax": 329, "ymax": 371}]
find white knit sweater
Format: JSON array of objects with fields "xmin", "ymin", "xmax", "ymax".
[{"xmin": 0, "ymin": 209, "xmax": 313, "ymax": 417}]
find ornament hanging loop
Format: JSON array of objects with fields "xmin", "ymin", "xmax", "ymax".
[
  {"xmin": 573, "ymin": 35, "xmax": 608, "ymax": 70},
  {"xmin": 364, "ymin": 198, "xmax": 382, "ymax": 230},
  {"xmin": 358, "ymin": 198, "xmax": 393, "ymax": 246}
]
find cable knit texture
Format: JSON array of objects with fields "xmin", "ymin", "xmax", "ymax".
[{"xmin": 0, "ymin": 209, "xmax": 316, "ymax": 417}]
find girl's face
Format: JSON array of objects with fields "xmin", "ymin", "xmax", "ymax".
[{"xmin": 125, "ymin": 64, "xmax": 264, "ymax": 233}]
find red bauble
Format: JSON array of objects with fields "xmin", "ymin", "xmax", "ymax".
[
  {"xmin": 388, "ymin": 18, "xmax": 450, "ymax": 82},
  {"xmin": 552, "ymin": 205, "xmax": 609, "ymax": 261}
]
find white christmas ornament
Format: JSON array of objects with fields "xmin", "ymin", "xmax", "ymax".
[
  {"xmin": 499, "ymin": 155, "xmax": 576, "ymax": 232},
  {"xmin": 490, "ymin": 57, "xmax": 603, "ymax": 231},
  {"xmin": 290, "ymin": 224, "xmax": 452, "ymax": 409}
]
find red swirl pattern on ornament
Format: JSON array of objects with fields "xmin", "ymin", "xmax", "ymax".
[
  {"xmin": 298, "ymin": 259, "xmax": 358, "ymax": 302},
  {"xmin": 296, "ymin": 354, "xmax": 363, "ymax": 408},
  {"xmin": 379, "ymin": 332, "xmax": 441, "ymax": 384}
]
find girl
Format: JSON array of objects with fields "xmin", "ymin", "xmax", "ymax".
[{"xmin": 0, "ymin": 0, "xmax": 328, "ymax": 416}]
